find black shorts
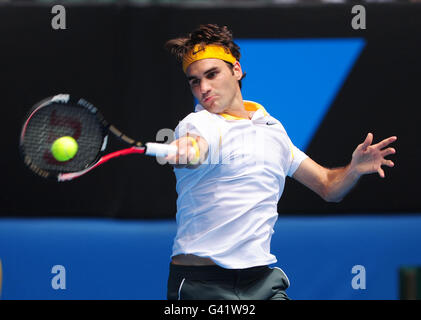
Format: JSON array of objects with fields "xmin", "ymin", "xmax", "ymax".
[{"xmin": 167, "ymin": 263, "xmax": 290, "ymax": 300}]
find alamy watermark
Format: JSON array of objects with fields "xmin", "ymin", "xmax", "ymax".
[
  {"xmin": 351, "ymin": 5, "xmax": 366, "ymax": 30},
  {"xmin": 51, "ymin": 265, "xmax": 66, "ymax": 290},
  {"xmin": 50, "ymin": 5, "xmax": 366, "ymax": 31},
  {"xmin": 51, "ymin": 5, "xmax": 66, "ymax": 30},
  {"xmin": 351, "ymin": 265, "xmax": 366, "ymax": 290},
  {"xmin": 154, "ymin": 127, "xmax": 271, "ymax": 166}
]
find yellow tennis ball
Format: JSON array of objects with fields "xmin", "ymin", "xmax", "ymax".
[{"xmin": 51, "ymin": 136, "xmax": 78, "ymax": 162}]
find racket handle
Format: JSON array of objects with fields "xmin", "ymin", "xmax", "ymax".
[{"xmin": 145, "ymin": 143, "xmax": 178, "ymax": 157}]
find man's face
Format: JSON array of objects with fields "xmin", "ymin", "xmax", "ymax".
[{"xmin": 186, "ymin": 58, "xmax": 242, "ymax": 114}]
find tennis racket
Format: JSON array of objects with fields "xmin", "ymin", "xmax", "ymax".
[{"xmin": 19, "ymin": 94, "xmax": 177, "ymax": 181}]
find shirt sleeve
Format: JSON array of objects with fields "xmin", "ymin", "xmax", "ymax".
[
  {"xmin": 287, "ymin": 143, "xmax": 308, "ymax": 177},
  {"xmin": 174, "ymin": 111, "xmax": 218, "ymax": 164},
  {"xmin": 175, "ymin": 115, "xmax": 207, "ymax": 140}
]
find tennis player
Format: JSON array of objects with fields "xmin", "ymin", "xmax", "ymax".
[{"xmin": 164, "ymin": 24, "xmax": 397, "ymax": 300}]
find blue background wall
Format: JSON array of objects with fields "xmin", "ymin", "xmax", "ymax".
[{"xmin": 237, "ymin": 38, "xmax": 365, "ymax": 150}]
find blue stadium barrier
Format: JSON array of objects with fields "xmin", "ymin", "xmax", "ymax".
[{"xmin": 0, "ymin": 215, "xmax": 420, "ymax": 299}]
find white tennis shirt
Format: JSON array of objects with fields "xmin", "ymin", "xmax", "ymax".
[{"xmin": 172, "ymin": 101, "xmax": 308, "ymax": 269}]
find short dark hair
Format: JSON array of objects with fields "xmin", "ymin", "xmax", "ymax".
[{"xmin": 165, "ymin": 24, "xmax": 246, "ymax": 89}]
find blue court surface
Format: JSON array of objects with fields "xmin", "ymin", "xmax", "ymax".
[{"xmin": 0, "ymin": 214, "xmax": 420, "ymax": 300}]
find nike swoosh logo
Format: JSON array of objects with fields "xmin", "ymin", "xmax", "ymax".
[
  {"xmin": 192, "ymin": 47, "xmax": 205, "ymax": 55},
  {"xmin": 266, "ymin": 121, "xmax": 277, "ymax": 125}
]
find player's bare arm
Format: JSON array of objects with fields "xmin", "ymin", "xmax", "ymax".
[
  {"xmin": 166, "ymin": 134, "xmax": 209, "ymax": 168},
  {"xmin": 292, "ymin": 133, "xmax": 397, "ymax": 202}
]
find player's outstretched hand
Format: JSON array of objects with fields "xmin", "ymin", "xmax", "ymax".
[{"xmin": 350, "ymin": 133, "xmax": 397, "ymax": 178}]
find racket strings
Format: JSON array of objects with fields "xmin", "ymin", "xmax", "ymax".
[{"xmin": 22, "ymin": 103, "xmax": 104, "ymax": 173}]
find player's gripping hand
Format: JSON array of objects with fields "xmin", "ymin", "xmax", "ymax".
[{"xmin": 165, "ymin": 135, "xmax": 208, "ymax": 168}]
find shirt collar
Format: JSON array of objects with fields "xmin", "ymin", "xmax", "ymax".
[{"xmin": 194, "ymin": 100, "xmax": 269, "ymax": 120}]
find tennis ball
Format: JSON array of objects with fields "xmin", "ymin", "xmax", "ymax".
[{"xmin": 51, "ymin": 136, "xmax": 78, "ymax": 162}]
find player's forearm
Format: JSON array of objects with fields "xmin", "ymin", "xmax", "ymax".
[{"xmin": 323, "ymin": 164, "xmax": 362, "ymax": 202}]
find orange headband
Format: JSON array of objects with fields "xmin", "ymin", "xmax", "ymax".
[{"xmin": 182, "ymin": 44, "xmax": 237, "ymax": 73}]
